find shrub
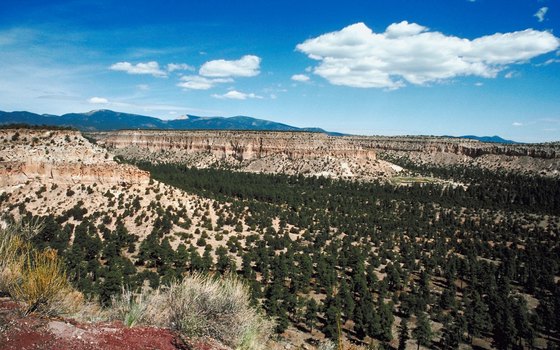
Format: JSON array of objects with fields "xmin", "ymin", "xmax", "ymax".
[
  {"xmin": 8, "ymin": 248, "xmax": 70, "ymax": 316},
  {"xmin": 1, "ymin": 220, "xmax": 81, "ymax": 317},
  {"xmin": 110, "ymin": 286, "xmax": 152, "ymax": 327},
  {"xmin": 109, "ymin": 273, "xmax": 275, "ymax": 350},
  {"xmin": 0, "ymin": 219, "xmax": 43, "ymax": 293}
]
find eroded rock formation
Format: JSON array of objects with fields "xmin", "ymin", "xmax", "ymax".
[
  {"xmin": 93, "ymin": 130, "xmax": 377, "ymax": 161},
  {"xmin": 0, "ymin": 129, "xmax": 149, "ymax": 187}
]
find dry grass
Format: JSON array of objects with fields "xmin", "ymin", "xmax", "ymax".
[
  {"xmin": 0, "ymin": 220, "xmax": 36, "ymax": 294},
  {"xmin": 0, "ymin": 220, "xmax": 84, "ymax": 317},
  {"xmin": 8, "ymin": 248, "xmax": 70, "ymax": 316},
  {"xmin": 109, "ymin": 273, "xmax": 275, "ymax": 350}
]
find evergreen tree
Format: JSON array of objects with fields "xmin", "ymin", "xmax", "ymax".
[
  {"xmin": 398, "ymin": 318, "xmax": 410, "ymax": 350},
  {"xmin": 305, "ymin": 298, "xmax": 319, "ymax": 332},
  {"xmin": 464, "ymin": 290, "xmax": 490, "ymax": 342},
  {"xmin": 412, "ymin": 312, "xmax": 432, "ymax": 350},
  {"xmin": 378, "ymin": 300, "xmax": 394, "ymax": 341}
]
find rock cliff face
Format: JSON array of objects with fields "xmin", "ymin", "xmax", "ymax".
[
  {"xmin": 0, "ymin": 129, "xmax": 149, "ymax": 187},
  {"xmin": 91, "ymin": 131, "xmax": 560, "ymax": 178},
  {"xmin": 349, "ymin": 136, "xmax": 560, "ymax": 176},
  {"xmin": 93, "ymin": 130, "xmax": 376, "ymax": 161},
  {"xmin": 350, "ymin": 136, "xmax": 558, "ymax": 159},
  {"xmin": 91, "ymin": 130, "xmax": 395, "ymax": 179}
]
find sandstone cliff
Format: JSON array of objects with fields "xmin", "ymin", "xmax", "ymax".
[
  {"xmin": 93, "ymin": 130, "xmax": 376, "ymax": 161},
  {"xmin": 350, "ymin": 136, "xmax": 558, "ymax": 159},
  {"xmin": 91, "ymin": 130, "xmax": 395, "ymax": 179},
  {"xmin": 90, "ymin": 130, "xmax": 560, "ymax": 178},
  {"xmin": 0, "ymin": 129, "xmax": 149, "ymax": 187}
]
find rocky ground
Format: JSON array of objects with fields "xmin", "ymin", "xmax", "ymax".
[{"xmin": 0, "ymin": 298, "xmax": 231, "ymax": 350}]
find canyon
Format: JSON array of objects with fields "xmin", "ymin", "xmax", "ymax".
[{"xmin": 91, "ymin": 130, "xmax": 560, "ymax": 178}]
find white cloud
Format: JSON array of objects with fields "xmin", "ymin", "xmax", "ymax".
[
  {"xmin": 474, "ymin": 82, "xmax": 484, "ymax": 87},
  {"xmin": 534, "ymin": 7, "xmax": 548, "ymax": 22},
  {"xmin": 512, "ymin": 122, "xmax": 523, "ymax": 127},
  {"xmin": 296, "ymin": 21, "xmax": 560, "ymax": 89},
  {"xmin": 199, "ymin": 55, "xmax": 261, "ymax": 77},
  {"xmin": 543, "ymin": 58, "xmax": 560, "ymax": 65},
  {"xmin": 385, "ymin": 21, "xmax": 427, "ymax": 38},
  {"xmin": 110, "ymin": 61, "xmax": 167, "ymax": 77},
  {"xmin": 137, "ymin": 84, "xmax": 150, "ymax": 91},
  {"xmin": 504, "ymin": 71, "xmax": 517, "ymax": 79},
  {"xmin": 88, "ymin": 96, "xmax": 109, "ymax": 104},
  {"xmin": 291, "ymin": 74, "xmax": 310, "ymax": 82},
  {"xmin": 177, "ymin": 75, "xmax": 233, "ymax": 90},
  {"xmin": 211, "ymin": 90, "xmax": 262, "ymax": 100},
  {"xmin": 167, "ymin": 63, "xmax": 194, "ymax": 72}
]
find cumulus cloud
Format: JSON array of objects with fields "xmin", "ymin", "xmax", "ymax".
[
  {"xmin": 291, "ymin": 74, "xmax": 310, "ymax": 82},
  {"xmin": 296, "ymin": 21, "xmax": 560, "ymax": 89},
  {"xmin": 167, "ymin": 63, "xmax": 194, "ymax": 72},
  {"xmin": 177, "ymin": 75, "xmax": 233, "ymax": 90},
  {"xmin": 200, "ymin": 55, "xmax": 261, "ymax": 77},
  {"xmin": 211, "ymin": 90, "xmax": 262, "ymax": 100},
  {"xmin": 534, "ymin": 7, "xmax": 548, "ymax": 22},
  {"xmin": 88, "ymin": 97, "xmax": 109, "ymax": 104},
  {"xmin": 110, "ymin": 61, "xmax": 167, "ymax": 77}
]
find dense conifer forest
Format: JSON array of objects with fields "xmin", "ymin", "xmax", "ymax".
[{"xmin": 9, "ymin": 160, "xmax": 560, "ymax": 349}]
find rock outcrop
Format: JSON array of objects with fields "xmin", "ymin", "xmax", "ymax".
[
  {"xmin": 90, "ymin": 130, "xmax": 560, "ymax": 178},
  {"xmin": 93, "ymin": 130, "xmax": 377, "ymax": 161},
  {"xmin": 0, "ymin": 129, "xmax": 149, "ymax": 187},
  {"xmin": 350, "ymin": 136, "xmax": 558, "ymax": 159}
]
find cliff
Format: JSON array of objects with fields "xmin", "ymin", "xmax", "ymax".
[
  {"xmin": 350, "ymin": 136, "xmax": 558, "ymax": 159},
  {"xmin": 93, "ymin": 130, "xmax": 376, "ymax": 161},
  {"xmin": 0, "ymin": 129, "xmax": 150, "ymax": 187},
  {"xmin": 90, "ymin": 130, "xmax": 560, "ymax": 178}
]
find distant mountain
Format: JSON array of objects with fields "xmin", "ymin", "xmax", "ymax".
[
  {"xmin": 0, "ymin": 109, "xmax": 342, "ymax": 135},
  {"xmin": 460, "ymin": 135, "xmax": 519, "ymax": 144},
  {"xmin": 444, "ymin": 134, "xmax": 519, "ymax": 144}
]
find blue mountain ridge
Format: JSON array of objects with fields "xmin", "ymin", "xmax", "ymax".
[
  {"xmin": 0, "ymin": 109, "xmax": 518, "ymax": 143},
  {"xmin": 0, "ymin": 109, "xmax": 345, "ymax": 136}
]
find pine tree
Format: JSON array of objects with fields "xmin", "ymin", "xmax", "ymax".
[
  {"xmin": 464, "ymin": 290, "xmax": 490, "ymax": 342},
  {"xmin": 323, "ymin": 294, "xmax": 341, "ymax": 342},
  {"xmin": 412, "ymin": 312, "xmax": 432, "ymax": 350},
  {"xmin": 305, "ymin": 298, "xmax": 319, "ymax": 332},
  {"xmin": 398, "ymin": 318, "xmax": 410, "ymax": 350},
  {"xmin": 378, "ymin": 300, "xmax": 394, "ymax": 341}
]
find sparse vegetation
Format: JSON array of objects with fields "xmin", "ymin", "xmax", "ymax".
[{"xmin": 109, "ymin": 273, "xmax": 274, "ymax": 350}]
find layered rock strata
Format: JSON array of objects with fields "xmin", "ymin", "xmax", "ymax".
[
  {"xmin": 0, "ymin": 129, "xmax": 149, "ymax": 187},
  {"xmin": 93, "ymin": 130, "xmax": 377, "ymax": 161}
]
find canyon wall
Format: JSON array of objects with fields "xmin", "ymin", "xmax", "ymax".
[
  {"xmin": 93, "ymin": 130, "xmax": 377, "ymax": 161},
  {"xmin": 91, "ymin": 130, "xmax": 560, "ymax": 178},
  {"xmin": 349, "ymin": 136, "xmax": 558, "ymax": 159},
  {"xmin": 0, "ymin": 129, "xmax": 149, "ymax": 187}
]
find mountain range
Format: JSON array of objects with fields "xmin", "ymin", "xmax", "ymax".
[
  {"xmin": 0, "ymin": 109, "xmax": 517, "ymax": 143},
  {"xmin": 0, "ymin": 109, "xmax": 345, "ymax": 136}
]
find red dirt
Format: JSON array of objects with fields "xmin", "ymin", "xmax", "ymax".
[{"xmin": 0, "ymin": 298, "xmax": 229, "ymax": 350}]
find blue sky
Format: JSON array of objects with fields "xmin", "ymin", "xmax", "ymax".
[{"xmin": 0, "ymin": 0, "xmax": 559, "ymax": 142}]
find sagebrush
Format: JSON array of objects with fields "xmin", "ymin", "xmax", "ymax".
[{"xmin": 110, "ymin": 273, "xmax": 275, "ymax": 350}]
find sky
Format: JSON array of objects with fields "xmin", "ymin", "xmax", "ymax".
[{"xmin": 0, "ymin": 0, "xmax": 559, "ymax": 142}]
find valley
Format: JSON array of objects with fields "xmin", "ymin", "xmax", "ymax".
[{"xmin": 1, "ymin": 126, "xmax": 560, "ymax": 350}]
